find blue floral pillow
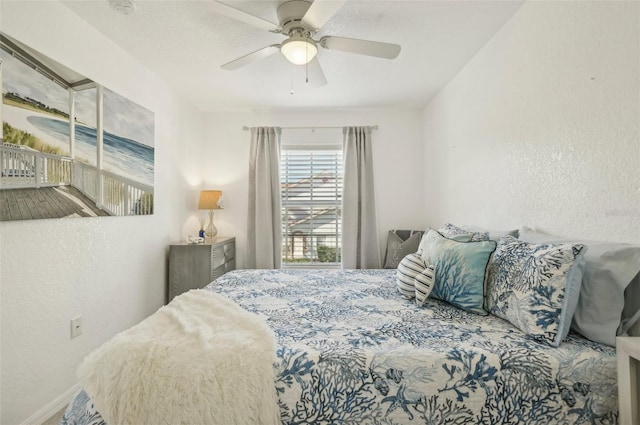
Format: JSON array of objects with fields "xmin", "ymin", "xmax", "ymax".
[
  {"xmin": 486, "ymin": 236, "xmax": 586, "ymax": 346},
  {"xmin": 420, "ymin": 230, "xmax": 496, "ymax": 315},
  {"xmin": 439, "ymin": 223, "xmax": 490, "ymax": 242}
]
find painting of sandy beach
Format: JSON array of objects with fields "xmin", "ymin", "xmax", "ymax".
[{"xmin": 0, "ymin": 33, "xmax": 154, "ymax": 221}]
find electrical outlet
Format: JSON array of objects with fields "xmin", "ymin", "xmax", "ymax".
[{"xmin": 70, "ymin": 316, "xmax": 83, "ymax": 339}]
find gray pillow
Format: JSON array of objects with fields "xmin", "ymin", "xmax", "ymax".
[
  {"xmin": 628, "ymin": 306, "xmax": 640, "ymax": 336},
  {"xmin": 519, "ymin": 226, "xmax": 640, "ymax": 346},
  {"xmin": 383, "ymin": 230, "xmax": 423, "ymax": 269},
  {"xmin": 620, "ymin": 272, "xmax": 640, "ymax": 336}
]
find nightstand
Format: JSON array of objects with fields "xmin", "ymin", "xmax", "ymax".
[
  {"xmin": 168, "ymin": 236, "xmax": 235, "ymax": 303},
  {"xmin": 617, "ymin": 336, "xmax": 640, "ymax": 425}
]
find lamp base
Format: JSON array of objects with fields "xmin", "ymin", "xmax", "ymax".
[{"xmin": 206, "ymin": 210, "xmax": 218, "ymax": 238}]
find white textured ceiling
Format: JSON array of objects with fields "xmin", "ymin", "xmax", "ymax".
[{"xmin": 62, "ymin": 0, "xmax": 523, "ymax": 111}]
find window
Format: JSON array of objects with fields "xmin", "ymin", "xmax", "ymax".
[{"xmin": 281, "ymin": 146, "xmax": 342, "ymax": 265}]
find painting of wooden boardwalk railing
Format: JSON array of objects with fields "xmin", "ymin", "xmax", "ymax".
[{"xmin": 0, "ymin": 33, "xmax": 154, "ymax": 221}]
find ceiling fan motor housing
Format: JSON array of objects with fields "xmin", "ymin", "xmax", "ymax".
[{"xmin": 277, "ymin": 0, "xmax": 313, "ymax": 36}]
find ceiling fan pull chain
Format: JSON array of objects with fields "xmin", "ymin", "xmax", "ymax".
[
  {"xmin": 305, "ymin": 43, "xmax": 310, "ymax": 83},
  {"xmin": 290, "ymin": 65, "xmax": 295, "ymax": 95}
]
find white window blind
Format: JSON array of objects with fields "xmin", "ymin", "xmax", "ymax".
[{"xmin": 280, "ymin": 146, "xmax": 343, "ymax": 265}]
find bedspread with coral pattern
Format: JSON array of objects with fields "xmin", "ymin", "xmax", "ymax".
[{"xmin": 63, "ymin": 269, "xmax": 617, "ymax": 425}]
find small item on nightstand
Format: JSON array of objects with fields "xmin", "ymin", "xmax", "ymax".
[
  {"xmin": 187, "ymin": 235, "xmax": 204, "ymax": 244},
  {"xmin": 198, "ymin": 217, "xmax": 206, "ymax": 239}
]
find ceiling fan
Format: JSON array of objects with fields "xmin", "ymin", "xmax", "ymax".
[{"xmin": 215, "ymin": 0, "xmax": 401, "ymax": 86}]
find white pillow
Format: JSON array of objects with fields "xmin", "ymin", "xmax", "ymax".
[
  {"xmin": 414, "ymin": 265, "xmax": 436, "ymax": 306},
  {"xmin": 396, "ymin": 253, "xmax": 426, "ymax": 299}
]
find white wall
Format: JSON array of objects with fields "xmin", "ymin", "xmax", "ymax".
[
  {"xmin": 0, "ymin": 2, "xmax": 204, "ymax": 424},
  {"xmin": 198, "ymin": 108, "xmax": 426, "ymax": 267},
  {"xmin": 422, "ymin": 0, "xmax": 640, "ymax": 243}
]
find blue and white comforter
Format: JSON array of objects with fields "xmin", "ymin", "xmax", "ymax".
[{"xmin": 64, "ymin": 269, "xmax": 617, "ymax": 425}]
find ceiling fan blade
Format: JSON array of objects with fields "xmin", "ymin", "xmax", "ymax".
[
  {"xmin": 221, "ymin": 45, "xmax": 281, "ymax": 70},
  {"xmin": 305, "ymin": 57, "xmax": 327, "ymax": 87},
  {"xmin": 320, "ymin": 36, "xmax": 401, "ymax": 59},
  {"xmin": 212, "ymin": 1, "xmax": 280, "ymax": 33},
  {"xmin": 301, "ymin": 0, "xmax": 347, "ymax": 32}
]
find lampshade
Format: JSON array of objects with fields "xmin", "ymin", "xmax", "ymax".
[
  {"xmin": 198, "ymin": 190, "xmax": 222, "ymax": 210},
  {"xmin": 281, "ymin": 37, "xmax": 318, "ymax": 65}
]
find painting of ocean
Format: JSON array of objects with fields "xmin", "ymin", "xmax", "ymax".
[
  {"xmin": 1, "ymin": 33, "xmax": 155, "ymax": 220},
  {"xmin": 26, "ymin": 115, "xmax": 154, "ymax": 186}
]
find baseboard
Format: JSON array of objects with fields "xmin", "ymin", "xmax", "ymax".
[{"xmin": 20, "ymin": 383, "xmax": 80, "ymax": 425}]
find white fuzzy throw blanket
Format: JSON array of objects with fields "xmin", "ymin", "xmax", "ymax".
[{"xmin": 77, "ymin": 290, "xmax": 280, "ymax": 425}]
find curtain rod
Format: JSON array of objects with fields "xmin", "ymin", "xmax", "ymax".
[{"xmin": 242, "ymin": 125, "xmax": 378, "ymax": 131}]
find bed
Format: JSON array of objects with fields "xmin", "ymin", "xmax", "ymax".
[{"xmin": 63, "ymin": 267, "xmax": 620, "ymax": 425}]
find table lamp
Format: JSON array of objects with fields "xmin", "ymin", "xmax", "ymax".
[{"xmin": 198, "ymin": 190, "xmax": 223, "ymax": 238}]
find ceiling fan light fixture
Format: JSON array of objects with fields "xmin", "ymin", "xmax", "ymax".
[{"xmin": 281, "ymin": 37, "xmax": 317, "ymax": 65}]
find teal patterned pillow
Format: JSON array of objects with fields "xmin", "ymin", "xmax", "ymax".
[
  {"xmin": 417, "ymin": 225, "xmax": 486, "ymax": 256},
  {"xmin": 420, "ymin": 230, "xmax": 496, "ymax": 315},
  {"xmin": 486, "ymin": 236, "xmax": 585, "ymax": 346},
  {"xmin": 396, "ymin": 253, "xmax": 426, "ymax": 299}
]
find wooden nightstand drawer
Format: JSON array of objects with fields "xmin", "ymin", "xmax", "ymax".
[
  {"xmin": 168, "ymin": 236, "xmax": 236, "ymax": 303},
  {"xmin": 211, "ymin": 241, "xmax": 235, "ymax": 268},
  {"xmin": 212, "ymin": 260, "xmax": 235, "ymax": 280}
]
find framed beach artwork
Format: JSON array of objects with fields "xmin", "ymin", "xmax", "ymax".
[{"xmin": 0, "ymin": 33, "xmax": 154, "ymax": 221}]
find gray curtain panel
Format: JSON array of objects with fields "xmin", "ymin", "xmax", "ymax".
[
  {"xmin": 246, "ymin": 127, "xmax": 282, "ymax": 269},
  {"xmin": 341, "ymin": 126, "xmax": 381, "ymax": 269}
]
